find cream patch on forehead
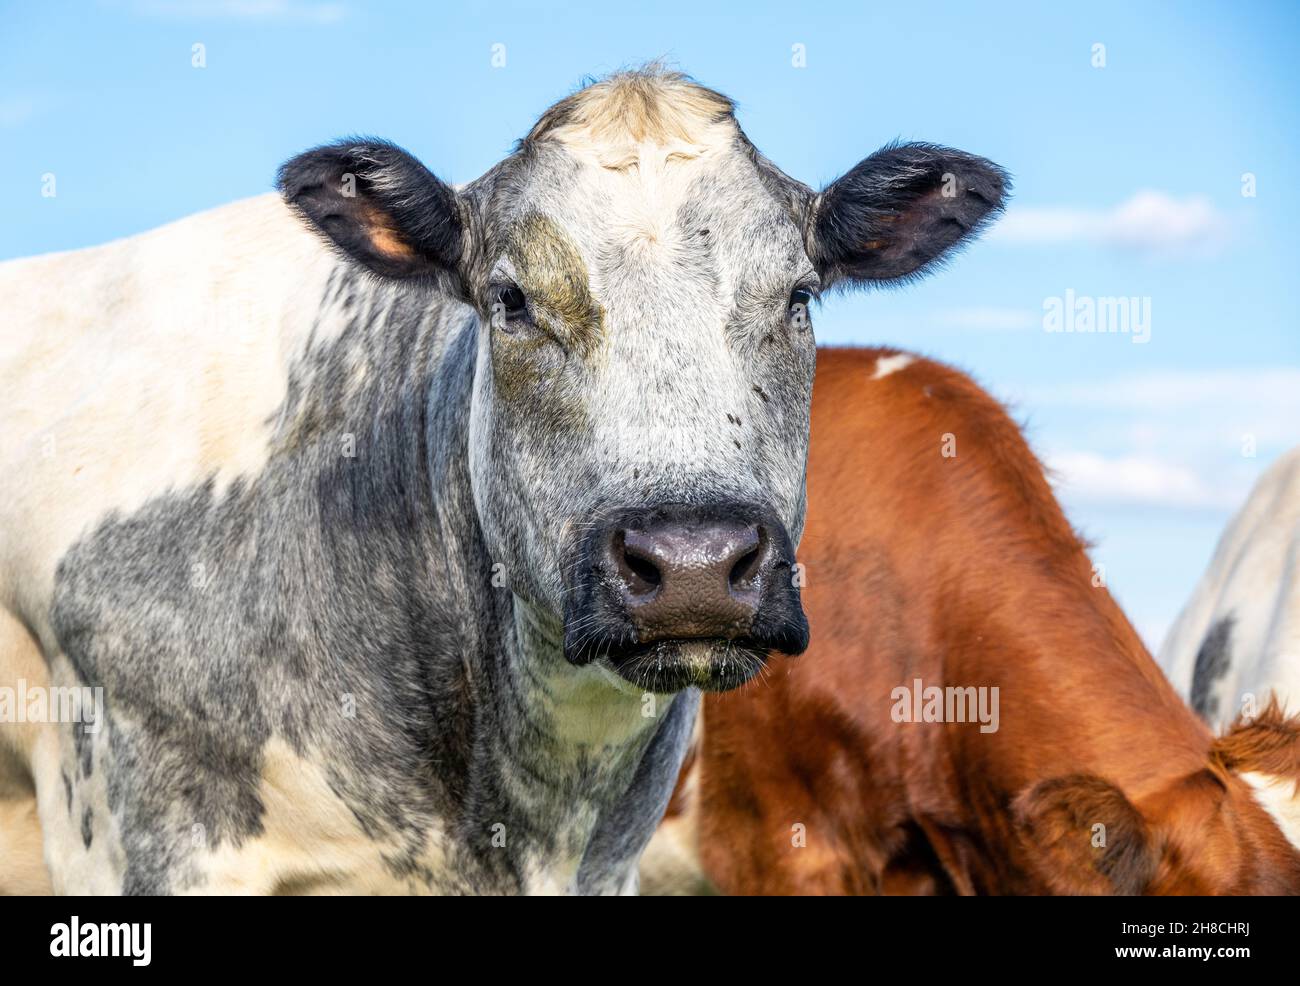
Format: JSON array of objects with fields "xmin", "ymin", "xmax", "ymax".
[
  {"xmin": 533, "ymin": 71, "xmax": 736, "ymax": 149},
  {"xmin": 527, "ymin": 71, "xmax": 741, "ymax": 248}
]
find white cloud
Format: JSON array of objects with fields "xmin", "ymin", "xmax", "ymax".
[
  {"xmin": 124, "ymin": 0, "xmax": 346, "ymax": 22},
  {"xmin": 933, "ymin": 307, "xmax": 1039, "ymax": 332},
  {"xmin": 1028, "ymin": 368, "xmax": 1300, "ymax": 449},
  {"xmin": 1046, "ymin": 451, "xmax": 1248, "ymax": 509},
  {"xmin": 990, "ymin": 190, "xmax": 1230, "ymax": 253},
  {"xmin": 1029, "ymin": 367, "xmax": 1300, "ymax": 511}
]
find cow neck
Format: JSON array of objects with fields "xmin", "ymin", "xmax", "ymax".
[
  {"xmin": 504, "ymin": 596, "xmax": 662, "ymax": 754},
  {"xmin": 420, "ymin": 309, "xmax": 676, "ymax": 884}
]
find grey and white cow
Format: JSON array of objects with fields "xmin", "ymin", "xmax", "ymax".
[
  {"xmin": 1161, "ymin": 447, "xmax": 1300, "ymax": 730},
  {"xmin": 1159, "ymin": 447, "xmax": 1300, "ymax": 848},
  {"xmin": 0, "ymin": 68, "xmax": 1006, "ymax": 894}
]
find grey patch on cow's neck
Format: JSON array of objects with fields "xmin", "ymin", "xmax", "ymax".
[
  {"xmin": 48, "ymin": 264, "xmax": 690, "ymax": 894},
  {"xmin": 1191, "ymin": 614, "xmax": 1235, "ymax": 722}
]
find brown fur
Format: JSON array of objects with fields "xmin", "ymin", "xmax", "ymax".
[
  {"xmin": 667, "ymin": 346, "xmax": 1300, "ymax": 895},
  {"xmin": 1214, "ymin": 698, "xmax": 1300, "ymax": 784},
  {"xmin": 1013, "ymin": 775, "xmax": 1156, "ymax": 895}
]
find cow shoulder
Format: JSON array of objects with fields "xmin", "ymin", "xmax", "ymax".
[{"xmin": 0, "ymin": 196, "xmax": 338, "ymax": 617}]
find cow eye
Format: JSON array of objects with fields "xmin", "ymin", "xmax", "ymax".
[
  {"xmin": 493, "ymin": 284, "xmax": 527, "ymax": 319},
  {"xmin": 788, "ymin": 287, "xmax": 814, "ymax": 329}
]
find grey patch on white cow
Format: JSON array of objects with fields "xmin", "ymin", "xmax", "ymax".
[{"xmin": 1191, "ymin": 614, "xmax": 1235, "ymax": 723}]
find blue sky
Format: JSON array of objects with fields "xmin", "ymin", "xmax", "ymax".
[{"xmin": 2, "ymin": 0, "xmax": 1298, "ymax": 647}]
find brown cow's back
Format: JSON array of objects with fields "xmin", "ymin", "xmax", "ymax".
[{"xmin": 652, "ymin": 346, "xmax": 1300, "ymax": 895}]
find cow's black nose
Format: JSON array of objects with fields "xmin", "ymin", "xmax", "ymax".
[
  {"xmin": 562, "ymin": 501, "xmax": 809, "ymax": 675},
  {"xmin": 602, "ymin": 515, "xmax": 771, "ymax": 641}
]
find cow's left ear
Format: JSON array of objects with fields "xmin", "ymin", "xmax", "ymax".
[
  {"xmin": 278, "ymin": 139, "xmax": 465, "ymax": 287},
  {"xmin": 808, "ymin": 142, "xmax": 1008, "ymax": 288}
]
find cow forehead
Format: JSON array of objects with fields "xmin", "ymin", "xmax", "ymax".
[
  {"xmin": 486, "ymin": 70, "xmax": 809, "ymax": 314},
  {"xmin": 497, "ymin": 146, "xmax": 806, "ymax": 315}
]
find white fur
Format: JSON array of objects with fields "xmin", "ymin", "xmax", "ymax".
[
  {"xmin": 871, "ymin": 353, "xmax": 915, "ymax": 379},
  {"xmin": 1240, "ymin": 770, "xmax": 1300, "ymax": 852}
]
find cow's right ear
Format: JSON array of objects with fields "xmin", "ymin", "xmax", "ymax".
[
  {"xmin": 1013, "ymin": 774, "xmax": 1156, "ymax": 895},
  {"xmin": 278, "ymin": 140, "xmax": 465, "ymax": 286}
]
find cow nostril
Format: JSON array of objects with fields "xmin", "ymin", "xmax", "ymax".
[
  {"xmin": 625, "ymin": 552, "xmax": 661, "ymax": 589},
  {"xmin": 729, "ymin": 528, "xmax": 767, "ymax": 590},
  {"xmin": 615, "ymin": 533, "xmax": 662, "ymax": 596}
]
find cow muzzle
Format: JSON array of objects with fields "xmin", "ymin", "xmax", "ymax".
[{"xmin": 562, "ymin": 502, "xmax": 809, "ymax": 692}]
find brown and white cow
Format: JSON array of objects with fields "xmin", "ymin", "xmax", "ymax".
[
  {"xmin": 0, "ymin": 69, "xmax": 1005, "ymax": 894},
  {"xmin": 645, "ymin": 347, "xmax": 1300, "ymax": 895}
]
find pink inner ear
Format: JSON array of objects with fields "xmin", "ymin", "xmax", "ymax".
[{"xmin": 361, "ymin": 207, "xmax": 416, "ymax": 260}]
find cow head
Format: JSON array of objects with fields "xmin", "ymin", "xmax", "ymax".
[{"xmin": 279, "ymin": 68, "xmax": 1007, "ymax": 693}]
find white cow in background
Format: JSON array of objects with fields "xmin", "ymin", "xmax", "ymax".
[{"xmin": 1160, "ymin": 447, "xmax": 1300, "ymax": 731}]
